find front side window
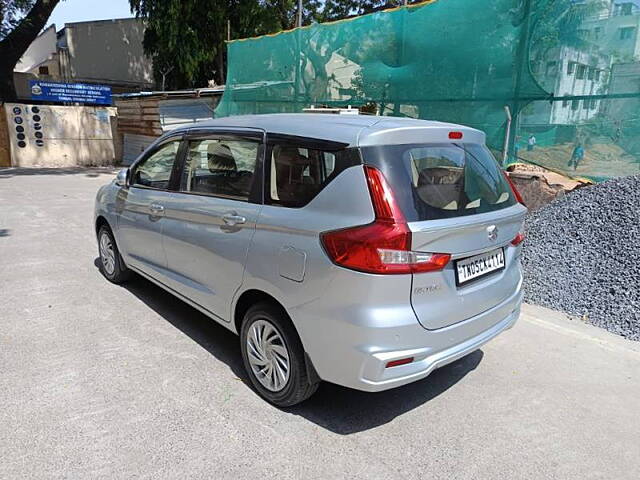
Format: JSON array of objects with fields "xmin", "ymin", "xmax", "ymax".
[
  {"xmin": 267, "ymin": 144, "xmax": 355, "ymax": 208},
  {"xmin": 132, "ymin": 140, "xmax": 180, "ymax": 189},
  {"xmin": 180, "ymin": 138, "xmax": 259, "ymax": 200},
  {"xmin": 361, "ymin": 143, "xmax": 516, "ymax": 222}
]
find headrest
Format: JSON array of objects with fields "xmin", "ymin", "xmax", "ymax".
[
  {"xmin": 275, "ymin": 146, "xmax": 309, "ymax": 167},
  {"xmin": 208, "ymin": 143, "xmax": 236, "ymax": 172}
]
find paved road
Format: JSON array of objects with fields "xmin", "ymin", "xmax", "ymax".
[{"xmin": 1, "ymin": 167, "xmax": 639, "ymax": 479}]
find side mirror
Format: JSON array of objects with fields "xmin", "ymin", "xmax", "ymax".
[{"xmin": 115, "ymin": 168, "xmax": 129, "ymax": 187}]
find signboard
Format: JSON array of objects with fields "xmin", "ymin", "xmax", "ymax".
[{"xmin": 29, "ymin": 80, "xmax": 112, "ymax": 105}]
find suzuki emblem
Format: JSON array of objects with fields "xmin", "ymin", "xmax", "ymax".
[{"xmin": 487, "ymin": 225, "xmax": 498, "ymax": 241}]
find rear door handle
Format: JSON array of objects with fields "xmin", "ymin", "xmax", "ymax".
[
  {"xmin": 149, "ymin": 203, "xmax": 165, "ymax": 215},
  {"xmin": 222, "ymin": 213, "xmax": 246, "ymax": 226}
]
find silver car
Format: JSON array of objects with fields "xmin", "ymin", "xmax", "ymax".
[{"xmin": 95, "ymin": 114, "xmax": 526, "ymax": 406}]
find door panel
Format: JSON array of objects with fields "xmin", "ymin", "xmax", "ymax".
[
  {"xmin": 162, "ymin": 195, "xmax": 261, "ymax": 320},
  {"xmin": 115, "ymin": 138, "xmax": 182, "ymax": 278},
  {"xmin": 160, "ymin": 133, "xmax": 263, "ymax": 321},
  {"xmin": 116, "ymin": 187, "xmax": 173, "ymax": 275}
]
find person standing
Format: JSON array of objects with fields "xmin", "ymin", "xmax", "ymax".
[
  {"xmin": 527, "ymin": 134, "xmax": 536, "ymax": 151},
  {"xmin": 568, "ymin": 143, "xmax": 584, "ymax": 171}
]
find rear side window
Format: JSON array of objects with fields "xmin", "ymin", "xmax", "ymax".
[
  {"xmin": 361, "ymin": 143, "xmax": 516, "ymax": 221},
  {"xmin": 267, "ymin": 144, "xmax": 359, "ymax": 208}
]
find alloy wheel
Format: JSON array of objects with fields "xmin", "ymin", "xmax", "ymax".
[
  {"xmin": 99, "ymin": 232, "xmax": 116, "ymax": 275},
  {"xmin": 246, "ymin": 319, "xmax": 290, "ymax": 392}
]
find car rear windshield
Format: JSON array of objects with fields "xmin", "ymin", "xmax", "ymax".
[{"xmin": 361, "ymin": 143, "xmax": 516, "ymax": 222}]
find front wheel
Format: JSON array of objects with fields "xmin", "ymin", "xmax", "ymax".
[
  {"xmin": 240, "ymin": 303, "xmax": 318, "ymax": 407},
  {"xmin": 98, "ymin": 225, "xmax": 131, "ymax": 284}
]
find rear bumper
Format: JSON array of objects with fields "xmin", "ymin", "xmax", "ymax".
[
  {"xmin": 357, "ymin": 299, "xmax": 520, "ymax": 392},
  {"xmin": 295, "ymin": 277, "xmax": 522, "ymax": 392}
]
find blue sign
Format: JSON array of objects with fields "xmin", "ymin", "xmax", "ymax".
[{"xmin": 29, "ymin": 80, "xmax": 112, "ymax": 105}]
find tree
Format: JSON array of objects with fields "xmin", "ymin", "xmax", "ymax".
[
  {"xmin": 130, "ymin": 0, "xmax": 283, "ymax": 89},
  {"xmin": 130, "ymin": 0, "xmax": 404, "ymax": 90},
  {"xmin": 0, "ymin": 0, "xmax": 62, "ymax": 101}
]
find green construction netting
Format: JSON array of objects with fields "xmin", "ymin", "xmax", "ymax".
[{"xmin": 216, "ymin": 0, "xmax": 640, "ymax": 182}]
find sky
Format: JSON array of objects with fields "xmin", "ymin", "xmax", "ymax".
[
  {"xmin": 43, "ymin": 0, "xmax": 640, "ymax": 30},
  {"xmin": 47, "ymin": 0, "xmax": 134, "ymax": 30}
]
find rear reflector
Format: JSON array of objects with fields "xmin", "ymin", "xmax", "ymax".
[
  {"xmin": 386, "ymin": 357, "xmax": 414, "ymax": 368},
  {"xmin": 511, "ymin": 232, "xmax": 525, "ymax": 246},
  {"xmin": 320, "ymin": 166, "xmax": 451, "ymax": 274},
  {"xmin": 448, "ymin": 131, "xmax": 463, "ymax": 139}
]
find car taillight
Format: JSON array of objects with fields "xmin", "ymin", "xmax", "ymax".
[
  {"xmin": 503, "ymin": 171, "xmax": 526, "ymax": 206},
  {"xmin": 320, "ymin": 166, "xmax": 451, "ymax": 274},
  {"xmin": 511, "ymin": 232, "xmax": 525, "ymax": 246}
]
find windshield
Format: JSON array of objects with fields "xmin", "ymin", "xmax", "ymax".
[{"xmin": 361, "ymin": 143, "xmax": 516, "ymax": 222}]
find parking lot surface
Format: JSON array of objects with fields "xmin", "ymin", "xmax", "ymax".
[{"xmin": 1, "ymin": 167, "xmax": 639, "ymax": 479}]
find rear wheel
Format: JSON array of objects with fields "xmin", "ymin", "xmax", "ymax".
[
  {"xmin": 240, "ymin": 302, "xmax": 318, "ymax": 407},
  {"xmin": 98, "ymin": 225, "xmax": 131, "ymax": 284}
]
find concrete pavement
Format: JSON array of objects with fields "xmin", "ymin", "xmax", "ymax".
[{"xmin": 1, "ymin": 167, "xmax": 639, "ymax": 479}]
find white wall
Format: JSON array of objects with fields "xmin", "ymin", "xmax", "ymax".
[
  {"xmin": 15, "ymin": 25, "xmax": 58, "ymax": 73},
  {"xmin": 64, "ymin": 18, "xmax": 154, "ymax": 88}
]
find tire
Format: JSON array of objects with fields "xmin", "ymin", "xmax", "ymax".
[
  {"xmin": 97, "ymin": 225, "xmax": 131, "ymax": 284},
  {"xmin": 240, "ymin": 302, "xmax": 319, "ymax": 407}
]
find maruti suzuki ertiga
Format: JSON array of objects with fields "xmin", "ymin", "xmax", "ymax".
[{"xmin": 95, "ymin": 114, "xmax": 526, "ymax": 406}]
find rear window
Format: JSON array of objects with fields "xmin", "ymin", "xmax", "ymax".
[
  {"xmin": 361, "ymin": 143, "xmax": 516, "ymax": 222},
  {"xmin": 266, "ymin": 144, "xmax": 359, "ymax": 208}
]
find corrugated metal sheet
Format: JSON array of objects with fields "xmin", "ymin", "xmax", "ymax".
[
  {"xmin": 122, "ymin": 133, "xmax": 155, "ymax": 165},
  {"xmin": 159, "ymin": 98, "xmax": 218, "ymax": 131}
]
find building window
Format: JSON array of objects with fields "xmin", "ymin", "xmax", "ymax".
[
  {"xmin": 567, "ymin": 62, "xmax": 576, "ymax": 75},
  {"xmin": 595, "ymin": 69, "xmax": 601, "ymax": 81},
  {"xmin": 619, "ymin": 27, "xmax": 635, "ymax": 40},
  {"xmin": 576, "ymin": 65, "xmax": 586, "ymax": 80},
  {"xmin": 577, "ymin": 29, "xmax": 590, "ymax": 39},
  {"xmin": 529, "ymin": 61, "xmax": 539, "ymax": 74},
  {"xmin": 571, "ymin": 100, "xmax": 580, "ymax": 111},
  {"xmin": 594, "ymin": 27, "xmax": 602, "ymax": 40},
  {"xmin": 582, "ymin": 99, "xmax": 590, "ymax": 110},
  {"xmin": 587, "ymin": 68, "xmax": 595, "ymax": 81},
  {"xmin": 38, "ymin": 66, "xmax": 49, "ymax": 75},
  {"xmin": 590, "ymin": 99, "xmax": 598, "ymax": 110},
  {"xmin": 562, "ymin": 99, "xmax": 570, "ymax": 107}
]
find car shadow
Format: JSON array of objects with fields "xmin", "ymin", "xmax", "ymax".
[{"xmin": 96, "ymin": 259, "xmax": 484, "ymax": 435}]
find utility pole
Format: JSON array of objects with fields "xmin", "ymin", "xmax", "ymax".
[{"xmin": 297, "ymin": 0, "xmax": 303, "ymax": 27}]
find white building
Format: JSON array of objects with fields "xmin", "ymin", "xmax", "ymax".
[
  {"xmin": 14, "ymin": 18, "xmax": 154, "ymax": 99},
  {"xmin": 526, "ymin": 46, "xmax": 610, "ymax": 125},
  {"xmin": 583, "ymin": 0, "xmax": 640, "ymax": 62}
]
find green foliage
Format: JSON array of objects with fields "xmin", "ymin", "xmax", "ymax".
[
  {"xmin": 129, "ymin": 0, "xmax": 406, "ymax": 89},
  {"xmin": 0, "ymin": 0, "xmax": 36, "ymax": 39}
]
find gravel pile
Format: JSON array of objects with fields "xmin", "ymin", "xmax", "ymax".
[{"xmin": 522, "ymin": 175, "xmax": 640, "ymax": 341}]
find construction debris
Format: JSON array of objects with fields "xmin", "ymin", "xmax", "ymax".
[{"xmin": 522, "ymin": 175, "xmax": 640, "ymax": 341}]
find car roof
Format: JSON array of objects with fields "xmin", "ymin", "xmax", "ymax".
[{"xmin": 172, "ymin": 113, "xmax": 486, "ymax": 147}]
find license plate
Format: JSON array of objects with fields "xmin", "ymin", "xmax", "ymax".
[{"xmin": 455, "ymin": 248, "xmax": 505, "ymax": 285}]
